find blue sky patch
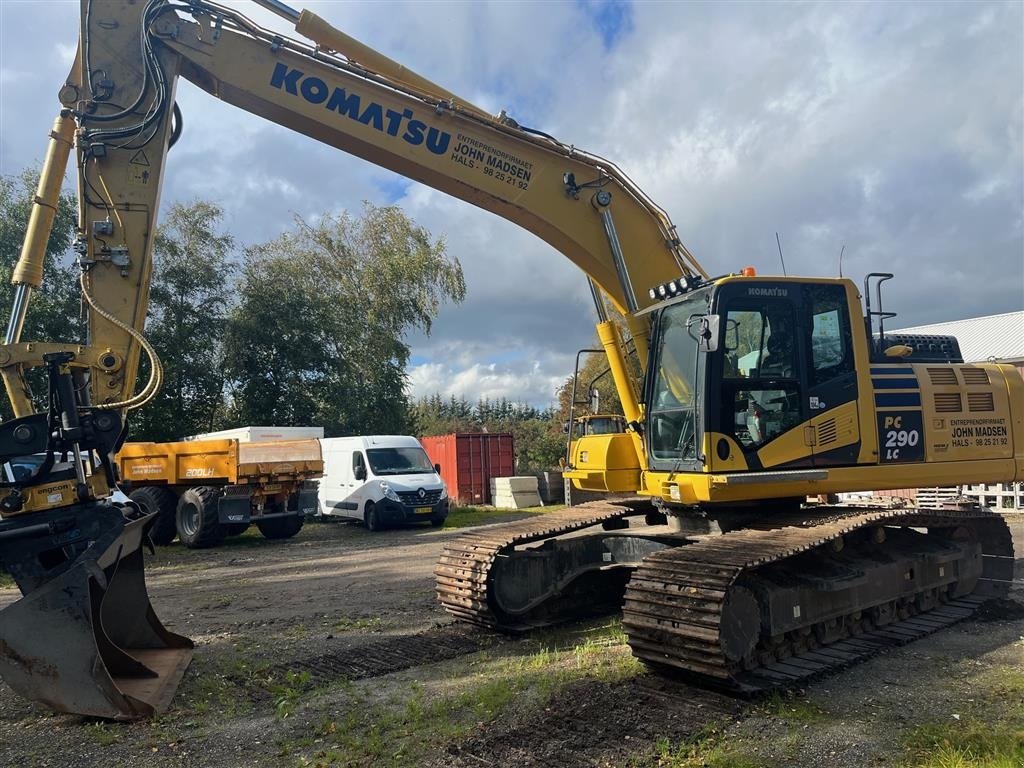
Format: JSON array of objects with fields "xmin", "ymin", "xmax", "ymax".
[{"xmin": 578, "ymin": 0, "xmax": 633, "ymax": 50}]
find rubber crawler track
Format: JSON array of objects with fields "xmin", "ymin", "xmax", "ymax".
[
  {"xmin": 623, "ymin": 506, "xmax": 1014, "ymax": 693},
  {"xmin": 434, "ymin": 499, "xmax": 646, "ymax": 628}
]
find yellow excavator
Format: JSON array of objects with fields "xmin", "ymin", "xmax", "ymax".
[{"xmin": 0, "ymin": 0, "xmax": 1018, "ymax": 718}]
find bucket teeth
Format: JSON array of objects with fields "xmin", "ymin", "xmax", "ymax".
[{"xmin": 0, "ymin": 504, "xmax": 193, "ymax": 720}]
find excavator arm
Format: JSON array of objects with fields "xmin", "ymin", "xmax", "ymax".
[
  {"xmin": 0, "ymin": 0, "xmax": 705, "ymax": 719},
  {"xmin": 7, "ymin": 0, "xmax": 703, "ymax": 425}
]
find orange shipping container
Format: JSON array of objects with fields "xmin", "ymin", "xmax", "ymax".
[{"xmin": 419, "ymin": 433, "xmax": 514, "ymax": 505}]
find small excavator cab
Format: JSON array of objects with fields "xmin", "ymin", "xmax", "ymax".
[{"xmin": 0, "ymin": 357, "xmax": 192, "ymax": 720}]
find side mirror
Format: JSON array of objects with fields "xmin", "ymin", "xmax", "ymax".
[
  {"xmin": 354, "ymin": 464, "xmax": 367, "ymax": 481},
  {"xmin": 433, "ymin": 463, "xmax": 442, "ymax": 475},
  {"xmin": 562, "ymin": 421, "xmax": 570, "ymax": 434},
  {"xmin": 698, "ymin": 314, "xmax": 720, "ymax": 352},
  {"xmin": 589, "ymin": 388, "xmax": 600, "ymax": 413}
]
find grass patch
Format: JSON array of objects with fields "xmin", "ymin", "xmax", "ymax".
[
  {"xmin": 0, "ymin": 568, "xmax": 14, "ymax": 589},
  {"xmin": 330, "ymin": 616, "xmax": 384, "ymax": 633},
  {"xmin": 974, "ymin": 667, "xmax": 1024, "ymax": 698},
  {"xmin": 442, "ymin": 504, "xmax": 559, "ymax": 530},
  {"xmin": 177, "ymin": 652, "xmax": 274, "ymax": 718},
  {"xmin": 291, "ymin": 619, "xmax": 640, "ymax": 767},
  {"xmin": 758, "ymin": 691, "xmax": 832, "ymax": 724},
  {"xmin": 901, "ymin": 718, "xmax": 1024, "ymax": 767},
  {"xmin": 270, "ymin": 670, "xmax": 312, "ymax": 719},
  {"xmin": 84, "ymin": 722, "xmax": 119, "ymax": 746},
  {"xmin": 631, "ymin": 723, "xmax": 772, "ymax": 768}
]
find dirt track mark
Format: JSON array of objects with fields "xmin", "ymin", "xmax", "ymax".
[
  {"xmin": 275, "ymin": 624, "xmax": 495, "ymax": 684},
  {"xmin": 436, "ymin": 675, "xmax": 742, "ymax": 768}
]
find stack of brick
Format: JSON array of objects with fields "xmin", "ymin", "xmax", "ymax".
[{"xmin": 490, "ymin": 476, "xmax": 542, "ymax": 509}]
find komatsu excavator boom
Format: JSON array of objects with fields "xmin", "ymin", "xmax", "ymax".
[{"xmin": 0, "ymin": 0, "xmax": 1018, "ymax": 718}]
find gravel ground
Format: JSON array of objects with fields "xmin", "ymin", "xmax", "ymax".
[{"xmin": 0, "ymin": 512, "xmax": 1020, "ymax": 767}]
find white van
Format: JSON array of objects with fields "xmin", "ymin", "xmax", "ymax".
[{"xmin": 317, "ymin": 436, "xmax": 448, "ymax": 530}]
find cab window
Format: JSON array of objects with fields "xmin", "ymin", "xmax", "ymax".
[
  {"xmin": 806, "ymin": 285, "xmax": 853, "ymax": 386},
  {"xmin": 721, "ymin": 303, "xmax": 802, "ymax": 448},
  {"xmin": 648, "ymin": 300, "xmax": 704, "ymax": 461}
]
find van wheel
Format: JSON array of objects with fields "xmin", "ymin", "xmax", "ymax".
[
  {"xmin": 130, "ymin": 486, "xmax": 179, "ymax": 545},
  {"xmin": 176, "ymin": 486, "xmax": 226, "ymax": 549},
  {"xmin": 257, "ymin": 515, "xmax": 304, "ymax": 540},
  {"xmin": 430, "ymin": 516, "xmax": 445, "ymax": 528},
  {"xmin": 365, "ymin": 502, "xmax": 385, "ymax": 532}
]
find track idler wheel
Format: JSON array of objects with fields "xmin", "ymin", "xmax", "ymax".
[{"xmin": 0, "ymin": 503, "xmax": 193, "ymax": 720}]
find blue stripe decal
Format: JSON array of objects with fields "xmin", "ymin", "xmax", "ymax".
[
  {"xmin": 874, "ymin": 392, "xmax": 922, "ymax": 407},
  {"xmin": 870, "ymin": 366, "xmax": 914, "ymax": 375},
  {"xmin": 871, "ymin": 378, "xmax": 920, "ymax": 390}
]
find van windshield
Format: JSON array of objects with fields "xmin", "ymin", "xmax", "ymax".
[{"xmin": 366, "ymin": 447, "xmax": 435, "ymax": 476}]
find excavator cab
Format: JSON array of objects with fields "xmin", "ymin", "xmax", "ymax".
[
  {"xmin": 643, "ymin": 275, "xmax": 865, "ymax": 482},
  {"xmin": 0, "ymin": 356, "xmax": 192, "ymax": 720}
]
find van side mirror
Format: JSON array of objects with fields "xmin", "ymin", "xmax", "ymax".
[
  {"xmin": 434, "ymin": 463, "xmax": 441, "ymax": 475},
  {"xmin": 354, "ymin": 464, "xmax": 367, "ymax": 481}
]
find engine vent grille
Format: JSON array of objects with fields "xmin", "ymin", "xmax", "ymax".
[
  {"xmin": 817, "ymin": 419, "xmax": 838, "ymax": 445},
  {"xmin": 927, "ymin": 367, "xmax": 958, "ymax": 386},
  {"xmin": 960, "ymin": 368, "xmax": 990, "ymax": 385},
  {"xmin": 967, "ymin": 392, "xmax": 995, "ymax": 412},
  {"xmin": 934, "ymin": 393, "xmax": 963, "ymax": 413}
]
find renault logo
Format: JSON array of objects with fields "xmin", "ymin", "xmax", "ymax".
[{"xmin": 418, "ymin": 488, "xmax": 426, "ymax": 499}]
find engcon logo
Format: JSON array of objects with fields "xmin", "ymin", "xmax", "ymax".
[{"xmin": 270, "ymin": 63, "xmax": 451, "ymax": 155}]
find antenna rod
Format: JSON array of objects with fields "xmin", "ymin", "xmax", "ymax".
[
  {"xmin": 838, "ymin": 244, "xmax": 846, "ymax": 277},
  {"xmin": 775, "ymin": 232, "xmax": 787, "ymax": 277}
]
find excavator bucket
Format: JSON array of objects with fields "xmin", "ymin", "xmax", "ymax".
[{"xmin": 0, "ymin": 504, "xmax": 193, "ymax": 720}]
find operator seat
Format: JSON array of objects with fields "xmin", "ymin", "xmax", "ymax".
[{"xmin": 761, "ymin": 331, "xmax": 794, "ymax": 378}]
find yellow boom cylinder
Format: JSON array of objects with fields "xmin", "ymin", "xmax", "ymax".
[
  {"xmin": 11, "ymin": 111, "xmax": 76, "ymax": 289},
  {"xmin": 597, "ymin": 320, "xmax": 646, "ymax": 465}
]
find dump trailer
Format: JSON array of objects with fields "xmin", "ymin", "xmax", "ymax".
[{"xmin": 117, "ymin": 437, "xmax": 322, "ymax": 548}]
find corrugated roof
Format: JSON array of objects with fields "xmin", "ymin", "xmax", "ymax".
[{"xmin": 893, "ymin": 311, "xmax": 1024, "ymax": 363}]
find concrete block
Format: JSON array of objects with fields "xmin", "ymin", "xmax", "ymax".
[
  {"xmin": 490, "ymin": 476, "xmax": 540, "ymax": 493},
  {"xmin": 491, "ymin": 489, "xmax": 542, "ymax": 509}
]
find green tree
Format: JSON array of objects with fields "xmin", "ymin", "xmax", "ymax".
[
  {"xmin": 0, "ymin": 170, "xmax": 81, "ymax": 419},
  {"xmin": 130, "ymin": 201, "xmax": 236, "ymax": 441},
  {"xmin": 223, "ymin": 203, "xmax": 465, "ymax": 434},
  {"xmin": 411, "ymin": 392, "xmax": 564, "ymax": 471}
]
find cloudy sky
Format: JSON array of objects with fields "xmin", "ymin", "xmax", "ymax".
[{"xmin": 1, "ymin": 0, "xmax": 1021, "ymax": 407}]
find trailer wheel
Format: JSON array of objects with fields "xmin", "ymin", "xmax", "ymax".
[
  {"xmin": 226, "ymin": 523, "xmax": 250, "ymax": 537},
  {"xmin": 130, "ymin": 486, "xmax": 179, "ymax": 545},
  {"xmin": 256, "ymin": 514, "xmax": 304, "ymax": 540},
  {"xmin": 176, "ymin": 486, "xmax": 226, "ymax": 549},
  {"xmin": 364, "ymin": 501, "xmax": 385, "ymax": 532}
]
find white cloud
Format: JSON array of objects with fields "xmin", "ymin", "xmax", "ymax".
[
  {"xmin": 1, "ymin": 0, "xmax": 1021, "ymax": 409},
  {"xmin": 407, "ymin": 360, "xmax": 565, "ymax": 407}
]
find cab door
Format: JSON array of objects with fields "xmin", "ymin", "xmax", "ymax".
[
  {"xmin": 713, "ymin": 287, "xmax": 808, "ymax": 470},
  {"xmin": 802, "ymin": 284, "xmax": 861, "ymax": 466}
]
